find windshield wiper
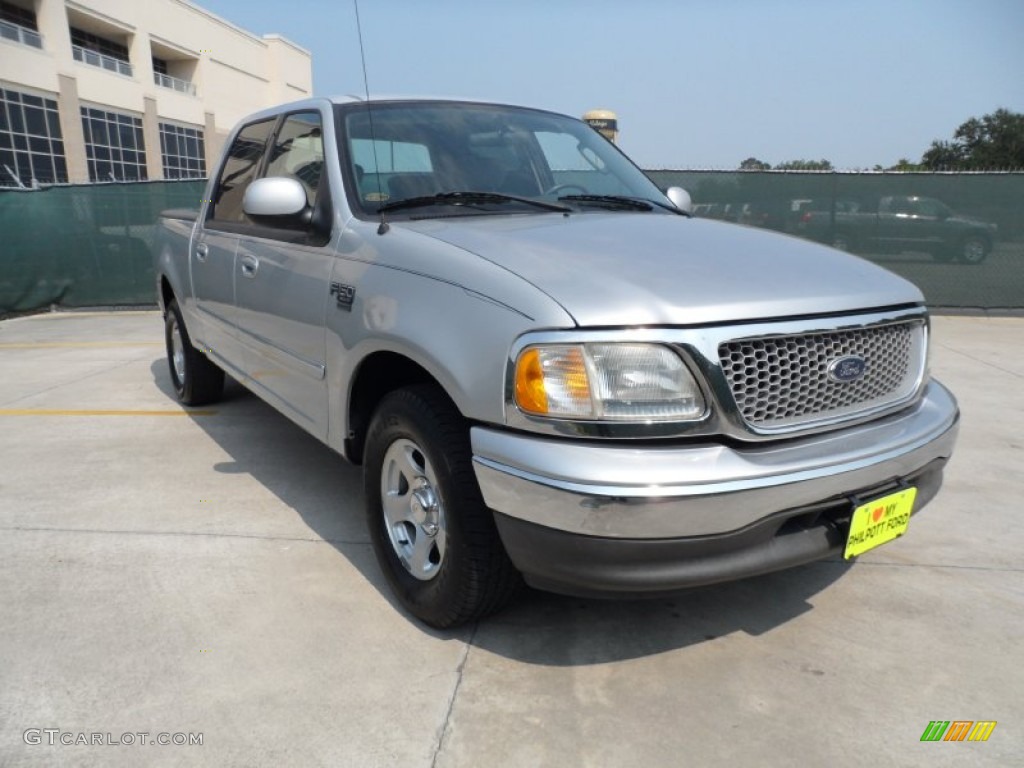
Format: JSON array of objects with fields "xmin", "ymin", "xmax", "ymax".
[
  {"xmin": 557, "ymin": 194, "xmax": 655, "ymax": 211},
  {"xmin": 556, "ymin": 194, "xmax": 691, "ymax": 216},
  {"xmin": 378, "ymin": 191, "xmax": 572, "ymax": 215}
]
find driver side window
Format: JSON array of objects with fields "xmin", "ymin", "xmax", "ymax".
[{"xmin": 264, "ymin": 111, "xmax": 325, "ymax": 208}]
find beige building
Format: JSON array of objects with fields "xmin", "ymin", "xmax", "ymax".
[{"xmin": 0, "ymin": 0, "xmax": 311, "ymax": 186}]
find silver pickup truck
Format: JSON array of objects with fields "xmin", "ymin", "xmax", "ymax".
[{"xmin": 156, "ymin": 97, "xmax": 959, "ymax": 628}]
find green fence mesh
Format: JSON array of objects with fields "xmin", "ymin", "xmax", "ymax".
[
  {"xmin": 648, "ymin": 170, "xmax": 1024, "ymax": 310},
  {"xmin": 0, "ymin": 180, "xmax": 205, "ymax": 315},
  {"xmin": 1, "ymin": 173, "xmax": 1021, "ymax": 316}
]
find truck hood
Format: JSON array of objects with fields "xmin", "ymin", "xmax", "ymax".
[{"xmin": 400, "ymin": 213, "xmax": 924, "ymax": 326}]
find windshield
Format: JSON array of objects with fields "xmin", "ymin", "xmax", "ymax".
[{"xmin": 336, "ymin": 101, "xmax": 670, "ymax": 217}]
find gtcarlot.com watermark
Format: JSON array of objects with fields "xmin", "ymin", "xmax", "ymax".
[{"xmin": 24, "ymin": 729, "xmax": 202, "ymax": 747}]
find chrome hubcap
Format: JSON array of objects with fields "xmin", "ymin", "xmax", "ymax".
[
  {"xmin": 381, "ymin": 439, "xmax": 447, "ymax": 581},
  {"xmin": 963, "ymin": 241, "xmax": 984, "ymax": 262},
  {"xmin": 170, "ymin": 319, "xmax": 186, "ymax": 386}
]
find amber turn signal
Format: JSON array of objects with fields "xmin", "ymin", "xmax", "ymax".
[{"xmin": 514, "ymin": 347, "xmax": 549, "ymax": 415}]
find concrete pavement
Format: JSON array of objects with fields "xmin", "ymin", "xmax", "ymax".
[{"xmin": 0, "ymin": 311, "xmax": 1021, "ymax": 767}]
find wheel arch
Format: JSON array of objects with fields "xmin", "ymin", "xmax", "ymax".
[
  {"xmin": 966, "ymin": 230, "xmax": 993, "ymax": 250},
  {"xmin": 159, "ymin": 275, "xmax": 176, "ymax": 316},
  {"xmin": 345, "ymin": 351, "xmax": 455, "ymax": 465}
]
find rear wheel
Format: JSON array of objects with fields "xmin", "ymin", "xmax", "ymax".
[
  {"xmin": 363, "ymin": 385, "xmax": 521, "ymax": 628},
  {"xmin": 165, "ymin": 300, "xmax": 224, "ymax": 406}
]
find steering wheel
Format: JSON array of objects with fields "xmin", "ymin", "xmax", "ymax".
[{"xmin": 544, "ymin": 183, "xmax": 588, "ymax": 196}]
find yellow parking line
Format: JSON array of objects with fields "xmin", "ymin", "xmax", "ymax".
[
  {"xmin": 0, "ymin": 342, "xmax": 163, "ymax": 348},
  {"xmin": 22, "ymin": 311, "xmax": 159, "ymax": 319},
  {"xmin": 0, "ymin": 409, "xmax": 216, "ymax": 417}
]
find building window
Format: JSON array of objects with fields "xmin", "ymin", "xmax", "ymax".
[
  {"xmin": 70, "ymin": 27, "xmax": 128, "ymax": 60},
  {"xmin": 159, "ymin": 122, "xmax": 206, "ymax": 179},
  {"xmin": 0, "ymin": 0, "xmax": 36, "ymax": 29},
  {"xmin": 152, "ymin": 56, "xmax": 196, "ymax": 95},
  {"xmin": 0, "ymin": 87, "xmax": 67, "ymax": 187},
  {"xmin": 70, "ymin": 26, "xmax": 132, "ymax": 76},
  {"xmin": 80, "ymin": 106, "xmax": 147, "ymax": 182},
  {"xmin": 0, "ymin": 0, "xmax": 42, "ymax": 48}
]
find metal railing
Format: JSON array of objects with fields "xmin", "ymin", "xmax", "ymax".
[
  {"xmin": 0, "ymin": 19, "xmax": 43, "ymax": 49},
  {"xmin": 153, "ymin": 71, "xmax": 196, "ymax": 96},
  {"xmin": 72, "ymin": 44, "xmax": 133, "ymax": 77}
]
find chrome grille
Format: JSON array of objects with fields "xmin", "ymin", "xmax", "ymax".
[{"xmin": 718, "ymin": 321, "xmax": 925, "ymax": 429}]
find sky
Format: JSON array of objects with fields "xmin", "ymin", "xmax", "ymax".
[{"xmin": 196, "ymin": 0, "xmax": 1024, "ymax": 170}]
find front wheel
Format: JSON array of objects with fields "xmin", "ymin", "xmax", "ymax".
[
  {"xmin": 831, "ymin": 233, "xmax": 856, "ymax": 252},
  {"xmin": 165, "ymin": 300, "xmax": 224, "ymax": 406},
  {"xmin": 958, "ymin": 237, "xmax": 989, "ymax": 265},
  {"xmin": 363, "ymin": 385, "xmax": 521, "ymax": 628}
]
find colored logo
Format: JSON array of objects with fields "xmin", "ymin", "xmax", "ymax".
[
  {"xmin": 920, "ymin": 721, "xmax": 997, "ymax": 742},
  {"xmin": 827, "ymin": 355, "xmax": 867, "ymax": 383}
]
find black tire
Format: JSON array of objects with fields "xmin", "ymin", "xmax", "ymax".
[
  {"xmin": 363, "ymin": 385, "xmax": 521, "ymax": 628},
  {"xmin": 957, "ymin": 237, "xmax": 989, "ymax": 265},
  {"xmin": 165, "ymin": 299, "xmax": 224, "ymax": 406},
  {"xmin": 831, "ymin": 232, "xmax": 857, "ymax": 252}
]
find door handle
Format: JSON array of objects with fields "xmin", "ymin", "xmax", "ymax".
[
  {"xmin": 239, "ymin": 255, "xmax": 259, "ymax": 278},
  {"xmin": 194, "ymin": 243, "xmax": 208, "ymax": 262}
]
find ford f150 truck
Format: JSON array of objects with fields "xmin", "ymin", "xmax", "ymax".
[
  {"xmin": 795, "ymin": 195, "xmax": 997, "ymax": 264},
  {"xmin": 155, "ymin": 98, "xmax": 960, "ymax": 628}
]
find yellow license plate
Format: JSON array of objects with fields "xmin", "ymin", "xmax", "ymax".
[{"xmin": 844, "ymin": 487, "xmax": 917, "ymax": 559}]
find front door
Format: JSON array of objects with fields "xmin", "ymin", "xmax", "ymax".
[{"xmin": 232, "ymin": 111, "xmax": 333, "ymax": 439}]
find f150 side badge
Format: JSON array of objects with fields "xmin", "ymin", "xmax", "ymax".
[
  {"xmin": 329, "ymin": 282, "xmax": 356, "ymax": 312},
  {"xmin": 828, "ymin": 355, "xmax": 867, "ymax": 383}
]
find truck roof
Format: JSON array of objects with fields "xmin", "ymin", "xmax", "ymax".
[{"xmin": 236, "ymin": 95, "xmax": 560, "ymax": 127}]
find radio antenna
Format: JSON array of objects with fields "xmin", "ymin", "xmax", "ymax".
[{"xmin": 353, "ymin": 0, "xmax": 389, "ymax": 234}]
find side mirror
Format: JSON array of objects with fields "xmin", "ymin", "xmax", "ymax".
[
  {"xmin": 243, "ymin": 177, "xmax": 309, "ymax": 219},
  {"xmin": 666, "ymin": 186, "xmax": 693, "ymax": 214}
]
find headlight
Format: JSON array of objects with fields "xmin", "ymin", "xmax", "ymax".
[{"xmin": 514, "ymin": 343, "xmax": 705, "ymax": 421}]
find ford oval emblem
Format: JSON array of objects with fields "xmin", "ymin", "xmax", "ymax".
[{"xmin": 828, "ymin": 355, "xmax": 867, "ymax": 383}]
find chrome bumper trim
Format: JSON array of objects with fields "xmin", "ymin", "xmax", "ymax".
[{"xmin": 472, "ymin": 380, "xmax": 959, "ymax": 539}]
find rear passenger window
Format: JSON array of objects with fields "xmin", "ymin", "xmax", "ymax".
[
  {"xmin": 264, "ymin": 111, "xmax": 325, "ymax": 208},
  {"xmin": 210, "ymin": 119, "xmax": 275, "ymax": 223}
]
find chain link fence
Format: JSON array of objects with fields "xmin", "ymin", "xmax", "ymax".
[
  {"xmin": 0, "ymin": 180, "xmax": 205, "ymax": 315},
  {"xmin": 648, "ymin": 170, "xmax": 1024, "ymax": 310},
  {"xmin": 1, "ymin": 172, "xmax": 1021, "ymax": 316}
]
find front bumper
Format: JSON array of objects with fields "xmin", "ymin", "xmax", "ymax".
[{"xmin": 472, "ymin": 380, "xmax": 959, "ymax": 597}]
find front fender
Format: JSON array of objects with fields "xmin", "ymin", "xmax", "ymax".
[{"xmin": 323, "ymin": 262, "xmax": 573, "ymax": 458}]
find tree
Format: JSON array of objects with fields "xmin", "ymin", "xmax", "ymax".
[
  {"xmin": 887, "ymin": 158, "xmax": 925, "ymax": 172},
  {"xmin": 739, "ymin": 157, "xmax": 770, "ymax": 171},
  {"xmin": 922, "ymin": 108, "xmax": 1024, "ymax": 170},
  {"xmin": 773, "ymin": 159, "xmax": 833, "ymax": 171}
]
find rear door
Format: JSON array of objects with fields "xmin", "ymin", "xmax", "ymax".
[{"xmin": 193, "ymin": 118, "xmax": 276, "ymax": 375}]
